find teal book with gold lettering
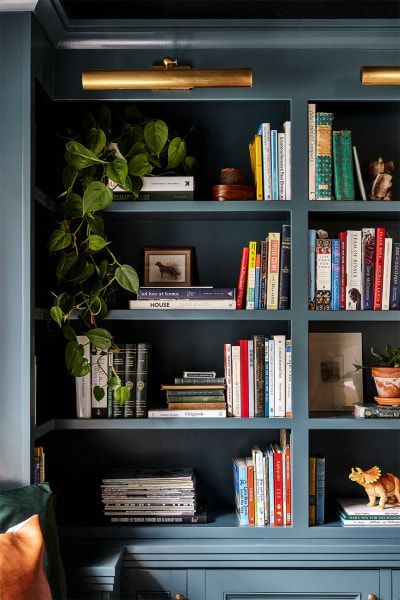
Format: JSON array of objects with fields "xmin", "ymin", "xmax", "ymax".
[
  {"xmin": 333, "ymin": 130, "xmax": 355, "ymax": 200},
  {"xmin": 316, "ymin": 112, "xmax": 333, "ymax": 200}
]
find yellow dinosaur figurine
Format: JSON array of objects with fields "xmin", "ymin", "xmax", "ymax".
[{"xmin": 349, "ymin": 466, "xmax": 400, "ymax": 509}]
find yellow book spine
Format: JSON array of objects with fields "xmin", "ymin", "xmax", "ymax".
[
  {"xmin": 255, "ymin": 134, "xmax": 263, "ymax": 200},
  {"xmin": 246, "ymin": 241, "xmax": 258, "ymax": 309},
  {"xmin": 309, "ymin": 457, "xmax": 316, "ymax": 526},
  {"xmin": 249, "ymin": 139, "xmax": 256, "ymax": 184}
]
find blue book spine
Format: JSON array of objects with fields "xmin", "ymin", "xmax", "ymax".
[
  {"xmin": 264, "ymin": 337, "xmax": 269, "ymax": 417},
  {"xmin": 255, "ymin": 265, "xmax": 261, "ymax": 310},
  {"xmin": 315, "ymin": 457, "xmax": 326, "ymax": 525},
  {"xmin": 138, "ymin": 288, "xmax": 236, "ymax": 300},
  {"xmin": 361, "ymin": 228, "xmax": 375, "ymax": 310},
  {"xmin": 331, "ymin": 239, "xmax": 340, "ymax": 310},
  {"xmin": 270, "ymin": 130, "xmax": 279, "ymax": 201},
  {"xmin": 389, "ymin": 243, "xmax": 400, "ymax": 310},
  {"xmin": 233, "ymin": 460, "xmax": 249, "ymax": 525},
  {"xmin": 278, "ymin": 224, "xmax": 291, "ymax": 310},
  {"xmin": 308, "ymin": 230, "xmax": 316, "ymax": 309}
]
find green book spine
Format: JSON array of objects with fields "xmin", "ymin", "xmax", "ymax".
[
  {"xmin": 166, "ymin": 389, "xmax": 224, "ymax": 398},
  {"xmin": 167, "ymin": 395, "xmax": 225, "ymax": 403},
  {"xmin": 316, "ymin": 112, "xmax": 333, "ymax": 200},
  {"xmin": 333, "ymin": 130, "xmax": 355, "ymax": 200}
]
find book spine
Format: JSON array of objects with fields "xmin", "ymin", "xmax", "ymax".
[
  {"xmin": 354, "ymin": 404, "xmax": 400, "ymax": 418},
  {"xmin": 112, "ymin": 346, "xmax": 124, "ymax": 418},
  {"xmin": 137, "ymin": 191, "xmax": 193, "ymax": 201},
  {"xmin": 232, "ymin": 345, "xmax": 241, "ymax": 417},
  {"xmin": 239, "ymin": 340, "xmax": 249, "ymax": 418},
  {"xmin": 110, "ymin": 514, "xmax": 206, "ymax": 524},
  {"xmin": 333, "ymin": 130, "xmax": 355, "ymax": 200},
  {"xmin": 129, "ymin": 299, "xmax": 235, "ymax": 309},
  {"xmin": 168, "ymin": 402, "xmax": 226, "ymax": 410},
  {"xmin": 264, "ymin": 338, "xmax": 269, "ymax": 417},
  {"xmin": 273, "ymin": 335, "xmax": 286, "ymax": 418},
  {"xmin": 270, "ymin": 130, "xmax": 279, "ymax": 200},
  {"xmin": 382, "ymin": 237, "xmax": 393, "ymax": 310},
  {"xmin": 361, "ymin": 228, "xmax": 376, "ymax": 310},
  {"xmin": 249, "ymin": 139, "xmax": 255, "ymax": 185},
  {"xmin": 278, "ymin": 224, "xmax": 291, "ymax": 310},
  {"xmin": 135, "ymin": 343, "xmax": 150, "ymax": 418},
  {"xmin": 138, "ymin": 288, "xmax": 235, "ymax": 300},
  {"xmin": 254, "ymin": 451, "xmax": 265, "ymax": 526},
  {"xmin": 285, "ymin": 340, "xmax": 292, "ymax": 418},
  {"xmin": 75, "ymin": 335, "xmax": 92, "ymax": 419},
  {"xmin": 353, "ymin": 146, "xmax": 367, "ymax": 200},
  {"xmin": 389, "ymin": 243, "xmax": 400, "ymax": 309},
  {"xmin": 373, "ymin": 228, "xmax": 386, "ymax": 310},
  {"xmin": 308, "ymin": 230, "xmax": 316, "ymax": 309},
  {"xmin": 346, "ymin": 230, "xmax": 362, "ymax": 310},
  {"xmin": 236, "ymin": 247, "xmax": 249, "ymax": 310},
  {"xmin": 246, "ymin": 241, "xmax": 257, "ymax": 310},
  {"xmin": 183, "ymin": 370, "xmax": 216, "ymax": 378},
  {"xmin": 285, "ymin": 445, "xmax": 292, "ymax": 525},
  {"xmin": 91, "ymin": 347, "xmax": 108, "ymax": 418},
  {"xmin": 167, "ymin": 394, "xmax": 224, "ymax": 401},
  {"xmin": 267, "ymin": 233, "xmax": 281, "ymax": 310},
  {"xmin": 260, "ymin": 240, "xmax": 268, "ymax": 310},
  {"xmin": 315, "ymin": 239, "xmax": 332, "ymax": 310},
  {"xmin": 308, "ymin": 103, "xmax": 316, "ymax": 200},
  {"xmin": 278, "ymin": 132, "xmax": 286, "ymax": 200},
  {"xmin": 233, "ymin": 460, "xmax": 249, "ymax": 525},
  {"xmin": 268, "ymin": 451, "xmax": 275, "ymax": 526},
  {"xmin": 283, "ymin": 121, "xmax": 291, "ymax": 201},
  {"xmin": 148, "ymin": 409, "xmax": 226, "ymax": 418},
  {"xmin": 260, "ymin": 123, "xmax": 272, "ymax": 200},
  {"xmin": 316, "ymin": 112, "xmax": 333, "ymax": 200},
  {"xmin": 140, "ymin": 175, "xmax": 194, "ymax": 190},
  {"xmin": 268, "ymin": 339, "xmax": 275, "ymax": 417},
  {"xmin": 315, "ymin": 457, "xmax": 326, "ymax": 525},
  {"xmin": 255, "ymin": 134, "xmax": 263, "ymax": 200},
  {"xmin": 174, "ymin": 377, "xmax": 225, "ymax": 384},
  {"xmin": 123, "ymin": 343, "xmax": 137, "ymax": 418},
  {"xmin": 338, "ymin": 231, "xmax": 347, "ymax": 310},
  {"xmin": 248, "ymin": 340, "xmax": 255, "ymax": 418},
  {"xmin": 274, "ymin": 452, "xmax": 284, "ymax": 526},
  {"xmin": 309, "ymin": 457, "xmax": 316, "ymax": 525},
  {"xmin": 224, "ymin": 343, "xmax": 233, "ymax": 417},
  {"xmin": 254, "ymin": 335, "xmax": 265, "ymax": 418},
  {"xmin": 107, "ymin": 351, "xmax": 113, "ymax": 418},
  {"xmin": 247, "ymin": 463, "xmax": 255, "ymax": 526},
  {"xmin": 263, "ymin": 455, "xmax": 269, "ymax": 526},
  {"xmin": 254, "ymin": 252, "xmax": 261, "ymax": 310},
  {"xmin": 331, "ymin": 238, "xmax": 340, "ymax": 311}
]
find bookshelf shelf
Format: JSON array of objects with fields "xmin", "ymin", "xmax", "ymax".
[
  {"xmin": 307, "ymin": 311, "xmax": 399, "ymax": 321},
  {"xmin": 308, "ymin": 414, "xmax": 400, "ymax": 430}
]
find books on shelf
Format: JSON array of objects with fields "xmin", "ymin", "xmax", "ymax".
[
  {"xmin": 109, "ymin": 175, "xmax": 194, "ymax": 201},
  {"xmin": 337, "ymin": 498, "xmax": 400, "ymax": 527},
  {"xmin": 308, "ymin": 229, "xmax": 399, "ymax": 311},
  {"xmin": 131, "ymin": 287, "xmax": 236, "ymax": 310},
  {"xmin": 309, "ymin": 455, "xmax": 326, "ymax": 526},
  {"xmin": 129, "ymin": 298, "xmax": 235, "ymax": 310},
  {"xmin": 233, "ymin": 429, "xmax": 292, "ymax": 527},
  {"xmin": 224, "ymin": 334, "xmax": 292, "ymax": 418},
  {"xmin": 353, "ymin": 403, "xmax": 400, "ymax": 419},
  {"xmin": 33, "ymin": 447, "xmax": 46, "ymax": 484}
]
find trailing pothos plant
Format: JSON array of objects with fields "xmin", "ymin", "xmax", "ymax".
[{"xmin": 49, "ymin": 104, "xmax": 198, "ymax": 406}]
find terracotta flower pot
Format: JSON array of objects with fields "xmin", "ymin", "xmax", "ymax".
[{"xmin": 371, "ymin": 367, "xmax": 400, "ymax": 398}]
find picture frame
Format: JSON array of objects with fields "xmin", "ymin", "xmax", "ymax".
[
  {"xmin": 309, "ymin": 332, "xmax": 363, "ymax": 412},
  {"xmin": 143, "ymin": 247, "xmax": 193, "ymax": 287}
]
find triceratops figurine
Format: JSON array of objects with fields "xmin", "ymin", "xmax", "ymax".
[{"xmin": 349, "ymin": 466, "xmax": 400, "ymax": 509}]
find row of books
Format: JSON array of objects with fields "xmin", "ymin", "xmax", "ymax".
[
  {"xmin": 309, "ymin": 455, "xmax": 326, "ymax": 525},
  {"xmin": 129, "ymin": 287, "xmax": 236, "ymax": 310},
  {"xmin": 308, "ymin": 105, "xmax": 366, "ymax": 201},
  {"xmin": 237, "ymin": 225, "xmax": 291, "ymax": 310},
  {"xmin": 111, "ymin": 175, "xmax": 195, "ymax": 201},
  {"xmin": 249, "ymin": 122, "xmax": 291, "ymax": 200},
  {"xmin": 75, "ymin": 339, "xmax": 151, "ymax": 419},
  {"xmin": 337, "ymin": 498, "xmax": 400, "ymax": 527},
  {"xmin": 233, "ymin": 430, "xmax": 292, "ymax": 526},
  {"xmin": 308, "ymin": 228, "xmax": 399, "ymax": 311},
  {"xmin": 353, "ymin": 403, "xmax": 400, "ymax": 419},
  {"xmin": 33, "ymin": 446, "xmax": 46, "ymax": 485}
]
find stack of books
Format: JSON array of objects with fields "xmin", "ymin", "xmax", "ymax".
[
  {"xmin": 309, "ymin": 455, "xmax": 326, "ymax": 526},
  {"xmin": 233, "ymin": 430, "xmax": 292, "ymax": 527},
  {"xmin": 353, "ymin": 403, "xmax": 400, "ymax": 419},
  {"xmin": 308, "ymin": 228, "xmax": 399, "ymax": 310},
  {"xmin": 337, "ymin": 498, "xmax": 400, "ymax": 527},
  {"xmin": 101, "ymin": 468, "xmax": 206, "ymax": 524},
  {"xmin": 249, "ymin": 121, "xmax": 291, "ymax": 200},
  {"xmin": 129, "ymin": 287, "xmax": 236, "ymax": 310},
  {"xmin": 224, "ymin": 335, "xmax": 292, "ymax": 418},
  {"xmin": 148, "ymin": 372, "xmax": 227, "ymax": 418},
  {"xmin": 236, "ymin": 225, "xmax": 291, "ymax": 310}
]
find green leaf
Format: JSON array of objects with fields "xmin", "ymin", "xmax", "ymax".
[
  {"xmin": 82, "ymin": 110, "xmax": 96, "ymax": 130},
  {"xmin": 96, "ymin": 104, "xmax": 112, "ymax": 130},
  {"xmin": 99, "ymin": 298, "xmax": 108, "ymax": 320},
  {"xmin": 90, "ymin": 281, "xmax": 103, "ymax": 299},
  {"xmin": 124, "ymin": 104, "xmax": 142, "ymax": 122},
  {"xmin": 64, "ymin": 193, "xmax": 83, "ymax": 217},
  {"xmin": 93, "ymin": 386, "xmax": 105, "ymax": 401},
  {"xmin": 56, "ymin": 252, "xmax": 78, "ymax": 282},
  {"xmin": 56, "ymin": 292, "xmax": 75, "ymax": 313},
  {"xmin": 128, "ymin": 154, "xmax": 153, "ymax": 177},
  {"xmin": 127, "ymin": 141, "xmax": 146, "ymax": 158},
  {"xmin": 86, "ymin": 327, "xmax": 113, "ymax": 349},
  {"xmin": 144, "ymin": 120, "xmax": 168, "ymax": 155},
  {"xmin": 71, "ymin": 360, "xmax": 91, "ymax": 377},
  {"xmin": 106, "ymin": 157, "xmax": 128, "ymax": 187},
  {"xmin": 108, "ymin": 375, "xmax": 121, "ymax": 391},
  {"xmin": 98, "ymin": 259, "xmax": 108, "ymax": 280},
  {"xmin": 88, "ymin": 234, "xmax": 110, "ymax": 252},
  {"xmin": 183, "ymin": 155, "xmax": 199, "ymax": 175},
  {"xmin": 50, "ymin": 305, "xmax": 63, "ymax": 327},
  {"xmin": 72, "ymin": 262, "xmax": 95, "ymax": 284},
  {"xmin": 89, "ymin": 295, "xmax": 102, "ymax": 315},
  {"xmin": 167, "ymin": 137, "xmax": 186, "ymax": 169},
  {"xmin": 129, "ymin": 176, "xmax": 143, "ymax": 197},
  {"xmin": 87, "ymin": 214, "xmax": 104, "ymax": 235},
  {"xmin": 62, "ymin": 326, "xmax": 77, "ymax": 341},
  {"xmin": 65, "ymin": 339, "xmax": 84, "ymax": 371},
  {"xmin": 49, "ymin": 229, "xmax": 72, "ymax": 253},
  {"xmin": 82, "ymin": 181, "xmax": 113, "ymax": 214},
  {"xmin": 114, "ymin": 385, "xmax": 130, "ymax": 406},
  {"xmin": 115, "ymin": 264, "xmax": 139, "ymax": 294},
  {"xmin": 149, "ymin": 155, "xmax": 162, "ymax": 168},
  {"xmin": 86, "ymin": 127, "xmax": 106, "ymax": 156},
  {"xmin": 62, "ymin": 165, "xmax": 78, "ymax": 190},
  {"xmin": 65, "ymin": 141, "xmax": 106, "ymax": 170}
]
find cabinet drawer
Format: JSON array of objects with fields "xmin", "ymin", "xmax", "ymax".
[{"xmin": 121, "ymin": 568, "xmax": 187, "ymax": 600}]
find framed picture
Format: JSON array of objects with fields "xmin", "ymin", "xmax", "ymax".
[
  {"xmin": 309, "ymin": 332, "xmax": 363, "ymax": 412},
  {"xmin": 143, "ymin": 247, "xmax": 193, "ymax": 287}
]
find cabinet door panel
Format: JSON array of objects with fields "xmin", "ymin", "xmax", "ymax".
[
  {"xmin": 393, "ymin": 569, "xmax": 400, "ymax": 600},
  {"xmin": 205, "ymin": 569, "xmax": 379, "ymax": 600},
  {"xmin": 121, "ymin": 568, "xmax": 187, "ymax": 600}
]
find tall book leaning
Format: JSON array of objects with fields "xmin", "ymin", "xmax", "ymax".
[{"xmin": 332, "ymin": 130, "xmax": 355, "ymax": 200}]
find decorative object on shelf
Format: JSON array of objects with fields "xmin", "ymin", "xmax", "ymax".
[
  {"xmin": 349, "ymin": 466, "xmax": 400, "ymax": 509},
  {"xmin": 82, "ymin": 56, "xmax": 252, "ymax": 90},
  {"xmin": 360, "ymin": 66, "xmax": 400, "ymax": 85},
  {"xmin": 143, "ymin": 247, "xmax": 193, "ymax": 287},
  {"xmin": 354, "ymin": 345, "xmax": 400, "ymax": 406},
  {"xmin": 362, "ymin": 156, "xmax": 395, "ymax": 201},
  {"xmin": 212, "ymin": 168, "xmax": 254, "ymax": 201},
  {"xmin": 309, "ymin": 333, "xmax": 363, "ymax": 412}
]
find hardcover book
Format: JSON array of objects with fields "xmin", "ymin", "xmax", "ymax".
[
  {"xmin": 316, "ymin": 112, "xmax": 333, "ymax": 200},
  {"xmin": 332, "ymin": 130, "xmax": 355, "ymax": 200},
  {"xmin": 346, "ymin": 230, "xmax": 362, "ymax": 310},
  {"xmin": 381, "ymin": 237, "xmax": 393, "ymax": 311},
  {"xmin": 331, "ymin": 238, "xmax": 340, "ymax": 311},
  {"xmin": 236, "ymin": 247, "xmax": 249, "ymax": 310},
  {"xmin": 361, "ymin": 228, "xmax": 375, "ymax": 310},
  {"xmin": 135, "ymin": 343, "xmax": 150, "ymax": 418},
  {"xmin": 112, "ymin": 346, "xmax": 125, "ymax": 418},
  {"xmin": 224, "ymin": 344, "xmax": 233, "ymax": 416},
  {"xmin": 258, "ymin": 123, "xmax": 272, "ymax": 200},
  {"xmin": 123, "ymin": 343, "xmax": 137, "ymax": 418},
  {"xmin": 253, "ymin": 335, "xmax": 265, "ymax": 418},
  {"xmin": 273, "ymin": 335, "xmax": 286, "ymax": 418},
  {"xmin": 308, "ymin": 230, "xmax": 316, "ymax": 309},
  {"xmin": 270, "ymin": 130, "xmax": 279, "ymax": 201},
  {"xmin": 278, "ymin": 224, "xmax": 291, "ymax": 310},
  {"xmin": 75, "ymin": 335, "xmax": 91, "ymax": 419},
  {"xmin": 373, "ymin": 227, "xmax": 386, "ymax": 310},
  {"xmin": 239, "ymin": 340, "xmax": 249, "ymax": 418},
  {"xmin": 246, "ymin": 241, "xmax": 257, "ymax": 310},
  {"xmin": 308, "ymin": 103, "xmax": 316, "ymax": 200},
  {"xmin": 91, "ymin": 348, "xmax": 108, "ymax": 418},
  {"xmin": 278, "ymin": 132, "xmax": 286, "ymax": 200},
  {"xmin": 390, "ymin": 242, "xmax": 400, "ymax": 310},
  {"xmin": 338, "ymin": 231, "xmax": 347, "ymax": 310},
  {"xmin": 266, "ymin": 233, "xmax": 280, "ymax": 310},
  {"xmin": 283, "ymin": 121, "xmax": 291, "ymax": 201},
  {"xmin": 315, "ymin": 238, "xmax": 332, "ymax": 310},
  {"xmin": 255, "ymin": 134, "xmax": 263, "ymax": 200},
  {"xmin": 138, "ymin": 287, "xmax": 235, "ymax": 300}
]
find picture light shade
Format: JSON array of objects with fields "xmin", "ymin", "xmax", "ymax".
[{"xmin": 361, "ymin": 66, "xmax": 400, "ymax": 85}]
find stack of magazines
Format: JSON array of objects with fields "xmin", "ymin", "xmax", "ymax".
[
  {"xmin": 337, "ymin": 498, "xmax": 400, "ymax": 527},
  {"xmin": 101, "ymin": 468, "xmax": 207, "ymax": 524}
]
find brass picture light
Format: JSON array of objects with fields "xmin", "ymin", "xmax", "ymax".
[
  {"xmin": 360, "ymin": 66, "xmax": 400, "ymax": 85},
  {"xmin": 82, "ymin": 57, "xmax": 253, "ymax": 91}
]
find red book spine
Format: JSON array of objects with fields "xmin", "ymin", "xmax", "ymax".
[
  {"xmin": 373, "ymin": 228, "xmax": 386, "ymax": 310},
  {"xmin": 274, "ymin": 452, "xmax": 284, "ymax": 526},
  {"xmin": 285, "ymin": 447, "xmax": 292, "ymax": 526},
  {"xmin": 236, "ymin": 247, "xmax": 249, "ymax": 310},
  {"xmin": 338, "ymin": 231, "xmax": 347, "ymax": 310},
  {"xmin": 239, "ymin": 340, "xmax": 249, "ymax": 418},
  {"xmin": 247, "ymin": 464, "xmax": 255, "ymax": 526}
]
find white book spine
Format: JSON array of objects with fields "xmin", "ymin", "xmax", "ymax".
[
  {"xmin": 266, "ymin": 233, "xmax": 281, "ymax": 310},
  {"xmin": 75, "ymin": 336, "xmax": 92, "ymax": 418},
  {"xmin": 283, "ymin": 121, "xmax": 291, "ymax": 201},
  {"xmin": 91, "ymin": 347, "xmax": 108, "ymax": 417},
  {"xmin": 248, "ymin": 341, "xmax": 255, "ymax": 418},
  {"xmin": 268, "ymin": 339, "xmax": 275, "ymax": 417},
  {"xmin": 346, "ymin": 230, "xmax": 362, "ymax": 310},
  {"xmin": 273, "ymin": 335, "xmax": 286, "ymax": 418},
  {"xmin": 263, "ymin": 455, "xmax": 269, "ymax": 525},
  {"xmin": 148, "ymin": 409, "xmax": 226, "ymax": 418},
  {"xmin": 261, "ymin": 123, "xmax": 272, "ymax": 200},
  {"xmin": 268, "ymin": 451, "xmax": 275, "ymax": 526},
  {"xmin": 382, "ymin": 237, "xmax": 393, "ymax": 310},
  {"xmin": 285, "ymin": 340, "xmax": 292, "ymax": 418},
  {"xmin": 232, "ymin": 346, "xmax": 241, "ymax": 417},
  {"xmin": 278, "ymin": 132, "xmax": 286, "ymax": 200},
  {"xmin": 254, "ymin": 450, "xmax": 265, "ymax": 527},
  {"xmin": 308, "ymin": 103, "xmax": 316, "ymax": 200},
  {"xmin": 129, "ymin": 299, "xmax": 235, "ymax": 310},
  {"xmin": 224, "ymin": 344, "xmax": 233, "ymax": 417},
  {"xmin": 352, "ymin": 146, "xmax": 367, "ymax": 200}
]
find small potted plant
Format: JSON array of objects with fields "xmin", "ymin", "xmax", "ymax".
[{"xmin": 354, "ymin": 345, "xmax": 400, "ymax": 404}]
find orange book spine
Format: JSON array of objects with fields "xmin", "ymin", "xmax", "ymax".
[{"xmin": 247, "ymin": 463, "xmax": 255, "ymax": 526}]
